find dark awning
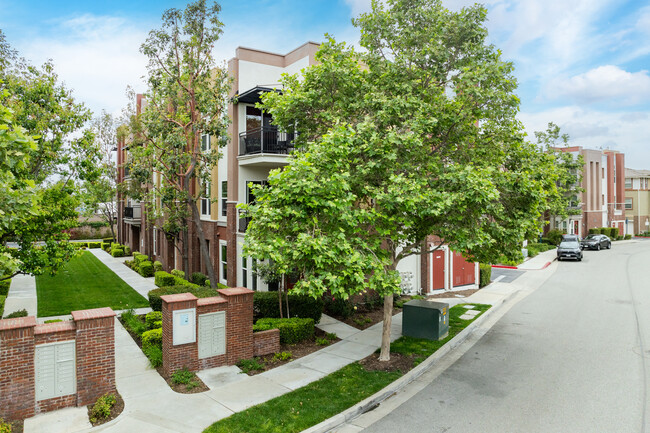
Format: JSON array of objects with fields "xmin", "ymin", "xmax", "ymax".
[{"xmin": 235, "ymin": 86, "xmax": 281, "ymax": 104}]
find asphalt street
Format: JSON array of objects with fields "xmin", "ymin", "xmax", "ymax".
[
  {"xmin": 490, "ymin": 267, "xmax": 524, "ymax": 284},
  {"xmin": 363, "ymin": 241, "xmax": 650, "ymax": 433}
]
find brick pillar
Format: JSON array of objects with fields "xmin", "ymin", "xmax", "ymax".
[
  {"xmin": 72, "ymin": 308, "xmax": 116, "ymax": 407},
  {"xmin": 0, "ymin": 316, "xmax": 36, "ymax": 421},
  {"xmin": 218, "ymin": 287, "xmax": 254, "ymax": 364},
  {"xmin": 161, "ymin": 293, "xmax": 198, "ymax": 376}
]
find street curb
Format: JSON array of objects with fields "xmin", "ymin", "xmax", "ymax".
[
  {"xmin": 491, "ymin": 264, "xmax": 518, "ymax": 269},
  {"xmin": 302, "ymin": 287, "xmax": 521, "ymax": 433}
]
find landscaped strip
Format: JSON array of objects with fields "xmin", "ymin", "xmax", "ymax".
[
  {"xmin": 204, "ymin": 303, "xmax": 490, "ymax": 433},
  {"xmin": 36, "ymin": 251, "xmax": 149, "ymax": 316}
]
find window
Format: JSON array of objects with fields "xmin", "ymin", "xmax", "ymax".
[
  {"xmin": 153, "ymin": 227, "xmax": 158, "ymax": 256},
  {"xmin": 252, "ymin": 258, "xmax": 257, "ymax": 291},
  {"xmin": 625, "ymin": 178, "xmax": 632, "ymax": 189},
  {"xmin": 625, "ymin": 198, "xmax": 633, "ymax": 210},
  {"xmin": 220, "ymin": 242, "xmax": 227, "ymax": 285},
  {"xmin": 242, "ymin": 256, "xmax": 248, "ymax": 288},
  {"xmin": 221, "ymin": 181, "xmax": 227, "ymax": 217},
  {"xmin": 201, "ymin": 134, "xmax": 211, "ymax": 152},
  {"xmin": 201, "ymin": 181, "xmax": 211, "ymax": 217}
]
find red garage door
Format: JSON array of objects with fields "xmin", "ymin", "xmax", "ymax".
[{"xmin": 452, "ymin": 251, "xmax": 475, "ymax": 287}]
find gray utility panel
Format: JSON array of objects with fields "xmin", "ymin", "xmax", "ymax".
[{"xmin": 402, "ymin": 300, "xmax": 449, "ymax": 341}]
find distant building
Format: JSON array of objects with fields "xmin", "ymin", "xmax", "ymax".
[{"xmin": 624, "ymin": 168, "xmax": 650, "ymax": 235}]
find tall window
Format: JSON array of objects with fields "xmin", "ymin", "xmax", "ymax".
[
  {"xmin": 220, "ymin": 242, "xmax": 227, "ymax": 285},
  {"xmin": 201, "ymin": 133, "xmax": 211, "ymax": 152},
  {"xmin": 625, "ymin": 178, "xmax": 632, "ymax": 189},
  {"xmin": 625, "ymin": 198, "xmax": 633, "ymax": 210},
  {"xmin": 153, "ymin": 228, "xmax": 158, "ymax": 256},
  {"xmin": 221, "ymin": 181, "xmax": 227, "ymax": 217},
  {"xmin": 241, "ymin": 256, "xmax": 248, "ymax": 288},
  {"xmin": 201, "ymin": 181, "xmax": 211, "ymax": 217}
]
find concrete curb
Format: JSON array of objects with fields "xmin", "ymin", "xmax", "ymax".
[{"xmin": 302, "ymin": 287, "xmax": 520, "ymax": 433}]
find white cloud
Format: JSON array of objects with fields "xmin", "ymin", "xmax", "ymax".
[
  {"xmin": 343, "ymin": 0, "xmax": 372, "ymax": 17},
  {"xmin": 15, "ymin": 14, "xmax": 150, "ymax": 116},
  {"xmin": 547, "ymin": 65, "xmax": 650, "ymax": 106},
  {"xmin": 519, "ymin": 106, "xmax": 650, "ymax": 169}
]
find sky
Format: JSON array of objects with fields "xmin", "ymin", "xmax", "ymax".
[{"xmin": 1, "ymin": 0, "xmax": 649, "ymax": 168}]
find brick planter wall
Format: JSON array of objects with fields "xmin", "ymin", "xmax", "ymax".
[
  {"xmin": 161, "ymin": 287, "xmax": 256, "ymax": 376},
  {"xmin": 253, "ymin": 329, "xmax": 280, "ymax": 357},
  {"xmin": 0, "ymin": 308, "xmax": 116, "ymax": 422}
]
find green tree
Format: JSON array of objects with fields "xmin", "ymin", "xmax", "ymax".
[
  {"xmin": 126, "ymin": 0, "xmax": 230, "ymax": 286},
  {"xmin": 243, "ymin": 0, "xmax": 568, "ymax": 361},
  {"xmin": 0, "ymin": 31, "xmax": 99, "ymax": 279}
]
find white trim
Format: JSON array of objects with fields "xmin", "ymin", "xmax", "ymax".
[{"xmin": 219, "ymin": 240, "xmax": 228, "ymax": 286}]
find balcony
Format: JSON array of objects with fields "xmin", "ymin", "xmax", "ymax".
[
  {"xmin": 238, "ymin": 127, "xmax": 295, "ymax": 167},
  {"xmin": 124, "ymin": 206, "xmax": 141, "ymax": 225},
  {"xmin": 238, "ymin": 209, "xmax": 251, "ymax": 233}
]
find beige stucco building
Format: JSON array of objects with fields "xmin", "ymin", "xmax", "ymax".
[{"xmin": 624, "ymin": 168, "xmax": 650, "ymax": 235}]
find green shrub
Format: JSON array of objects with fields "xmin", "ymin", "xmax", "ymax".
[
  {"xmin": 0, "ymin": 295, "xmax": 5, "ymax": 317},
  {"xmin": 546, "ymin": 229, "xmax": 564, "ymax": 245},
  {"xmin": 171, "ymin": 269, "xmax": 185, "ymax": 279},
  {"xmin": 134, "ymin": 252, "xmax": 149, "ymax": 264},
  {"xmin": 0, "ymin": 417, "xmax": 11, "ymax": 433},
  {"xmin": 479, "ymin": 263, "xmax": 491, "ymax": 288},
  {"xmin": 147, "ymin": 285, "xmax": 218, "ymax": 311},
  {"xmin": 611, "ymin": 227, "xmax": 619, "ymax": 238},
  {"xmin": 103, "ymin": 237, "xmax": 115, "ymax": 243},
  {"xmin": 323, "ymin": 296, "xmax": 354, "ymax": 319},
  {"xmin": 600, "ymin": 227, "xmax": 612, "ymax": 237},
  {"xmin": 191, "ymin": 272, "xmax": 208, "ymax": 286},
  {"xmin": 0, "ymin": 278, "xmax": 10, "ymax": 296},
  {"xmin": 111, "ymin": 248, "xmax": 124, "ymax": 258},
  {"xmin": 153, "ymin": 261, "xmax": 163, "ymax": 272},
  {"xmin": 121, "ymin": 310, "xmax": 147, "ymax": 335},
  {"xmin": 237, "ymin": 358, "xmax": 265, "ymax": 373},
  {"xmin": 102, "ymin": 242, "xmax": 111, "ymax": 250},
  {"xmin": 254, "ymin": 318, "xmax": 315, "ymax": 344},
  {"xmin": 143, "ymin": 344, "xmax": 162, "ymax": 368},
  {"xmin": 89, "ymin": 241, "xmax": 101, "ymax": 249},
  {"xmin": 145, "ymin": 311, "xmax": 163, "ymax": 329},
  {"xmin": 253, "ymin": 291, "xmax": 323, "ymax": 323},
  {"xmin": 4, "ymin": 309, "xmax": 28, "ymax": 319},
  {"xmin": 142, "ymin": 328, "xmax": 162, "ymax": 350},
  {"xmin": 171, "ymin": 367, "xmax": 200, "ymax": 389},
  {"xmin": 616, "ymin": 235, "xmax": 623, "ymax": 240},
  {"xmin": 273, "ymin": 351, "xmax": 293, "ymax": 361},
  {"xmin": 539, "ymin": 237, "xmax": 551, "ymax": 245},
  {"xmin": 316, "ymin": 338, "xmax": 330, "ymax": 346},
  {"xmin": 124, "ymin": 259, "xmax": 135, "ymax": 270},
  {"xmin": 155, "ymin": 271, "xmax": 176, "ymax": 287},
  {"xmin": 124, "ymin": 246, "xmax": 131, "ymax": 256},
  {"xmin": 44, "ymin": 319, "xmax": 63, "ymax": 323},
  {"xmin": 89, "ymin": 393, "xmax": 117, "ymax": 424},
  {"xmin": 625, "ymin": 234, "xmax": 632, "ymax": 240},
  {"xmin": 139, "ymin": 261, "xmax": 154, "ymax": 278}
]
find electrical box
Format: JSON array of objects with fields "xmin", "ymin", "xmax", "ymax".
[
  {"xmin": 172, "ymin": 308, "xmax": 196, "ymax": 346},
  {"xmin": 402, "ymin": 300, "xmax": 449, "ymax": 341}
]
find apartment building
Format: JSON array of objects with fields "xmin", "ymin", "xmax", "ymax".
[
  {"xmin": 117, "ymin": 41, "xmax": 478, "ymax": 294},
  {"xmin": 624, "ymin": 168, "xmax": 650, "ymax": 235},
  {"xmin": 548, "ymin": 147, "xmax": 626, "ymax": 237}
]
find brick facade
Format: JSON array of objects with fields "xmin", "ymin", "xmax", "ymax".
[
  {"xmin": 253, "ymin": 329, "xmax": 280, "ymax": 357},
  {"xmin": 161, "ymin": 287, "xmax": 270, "ymax": 376},
  {"xmin": 0, "ymin": 308, "xmax": 116, "ymax": 422}
]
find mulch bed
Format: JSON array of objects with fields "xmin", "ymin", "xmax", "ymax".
[
  {"xmin": 242, "ymin": 328, "xmax": 340, "ymax": 376},
  {"xmin": 7, "ymin": 420, "xmax": 23, "ymax": 433},
  {"xmin": 87, "ymin": 392, "xmax": 125, "ymax": 427},
  {"xmin": 359, "ymin": 352, "xmax": 415, "ymax": 373},
  {"xmin": 157, "ymin": 367, "xmax": 210, "ymax": 394},
  {"xmin": 428, "ymin": 288, "xmax": 479, "ymax": 299}
]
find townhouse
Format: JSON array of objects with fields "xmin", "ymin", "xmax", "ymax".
[
  {"xmin": 624, "ymin": 168, "xmax": 650, "ymax": 235},
  {"xmin": 117, "ymin": 42, "xmax": 478, "ymax": 296}
]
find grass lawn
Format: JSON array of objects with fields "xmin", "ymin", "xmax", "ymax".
[
  {"xmin": 36, "ymin": 251, "xmax": 149, "ymax": 316},
  {"xmin": 205, "ymin": 303, "xmax": 490, "ymax": 433}
]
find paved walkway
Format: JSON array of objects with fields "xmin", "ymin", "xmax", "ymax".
[
  {"xmin": 88, "ymin": 249, "xmax": 157, "ymax": 300},
  {"xmin": 3, "ymin": 273, "xmax": 38, "ymax": 317}
]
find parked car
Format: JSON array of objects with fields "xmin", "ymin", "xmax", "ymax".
[
  {"xmin": 580, "ymin": 234, "xmax": 611, "ymax": 250},
  {"xmin": 561, "ymin": 234, "xmax": 580, "ymax": 243},
  {"xmin": 557, "ymin": 240, "xmax": 583, "ymax": 261}
]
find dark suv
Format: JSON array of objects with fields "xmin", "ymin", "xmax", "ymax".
[{"xmin": 557, "ymin": 240, "xmax": 583, "ymax": 261}]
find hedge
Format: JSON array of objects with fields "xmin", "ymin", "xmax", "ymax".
[
  {"xmin": 171, "ymin": 269, "xmax": 185, "ymax": 279},
  {"xmin": 625, "ymin": 234, "xmax": 632, "ymax": 240},
  {"xmin": 89, "ymin": 241, "xmax": 101, "ymax": 249},
  {"xmin": 254, "ymin": 317, "xmax": 315, "ymax": 344},
  {"xmin": 0, "ymin": 279, "xmax": 10, "ymax": 297},
  {"xmin": 134, "ymin": 252, "xmax": 149, "ymax": 264},
  {"xmin": 479, "ymin": 263, "xmax": 491, "ymax": 288},
  {"xmin": 0, "ymin": 295, "xmax": 5, "ymax": 317},
  {"xmin": 191, "ymin": 272, "xmax": 208, "ymax": 286},
  {"xmin": 142, "ymin": 328, "xmax": 162, "ymax": 350},
  {"xmin": 611, "ymin": 227, "xmax": 619, "ymax": 238},
  {"xmin": 323, "ymin": 296, "xmax": 354, "ymax": 319},
  {"xmin": 253, "ymin": 291, "xmax": 323, "ymax": 323},
  {"xmin": 546, "ymin": 229, "xmax": 564, "ymax": 245},
  {"xmin": 154, "ymin": 271, "xmax": 176, "ymax": 287},
  {"xmin": 147, "ymin": 286, "xmax": 219, "ymax": 311},
  {"xmin": 139, "ymin": 261, "xmax": 154, "ymax": 278},
  {"xmin": 111, "ymin": 248, "xmax": 124, "ymax": 258},
  {"xmin": 153, "ymin": 261, "xmax": 163, "ymax": 272},
  {"xmin": 145, "ymin": 311, "xmax": 162, "ymax": 329}
]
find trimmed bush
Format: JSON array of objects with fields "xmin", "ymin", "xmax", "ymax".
[
  {"xmin": 253, "ymin": 291, "xmax": 323, "ymax": 323},
  {"xmin": 134, "ymin": 252, "xmax": 149, "ymax": 264},
  {"xmin": 155, "ymin": 271, "xmax": 176, "ymax": 287},
  {"xmin": 539, "ymin": 237, "xmax": 551, "ymax": 245},
  {"xmin": 616, "ymin": 235, "xmax": 623, "ymax": 240},
  {"xmin": 611, "ymin": 227, "xmax": 619, "ymax": 238},
  {"xmin": 191, "ymin": 272, "xmax": 208, "ymax": 286},
  {"xmin": 143, "ymin": 344, "xmax": 163, "ymax": 368},
  {"xmin": 254, "ymin": 318, "xmax": 315, "ymax": 344},
  {"xmin": 0, "ymin": 295, "xmax": 5, "ymax": 317},
  {"xmin": 4, "ymin": 309, "xmax": 28, "ymax": 319},
  {"xmin": 0, "ymin": 278, "xmax": 10, "ymax": 297},
  {"xmin": 103, "ymin": 237, "xmax": 115, "ymax": 243},
  {"xmin": 546, "ymin": 229, "xmax": 564, "ymax": 246},
  {"xmin": 89, "ymin": 241, "xmax": 102, "ymax": 249},
  {"xmin": 142, "ymin": 328, "xmax": 162, "ymax": 350},
  {"xmin": 147, "ymin": 285, "xmax": 218, "ymax": 311},
  {"xmin": 323, "ymin": 296, "xmax": 354, "ymax": 319},
  {"xmin": 139, "ymin": 261, "xmax": 154, "ymax": 278},
  {"xmin": 171, "ymin": 269, "xmax": 185, "ymax": 279},
  {"xmin": 89, "ymin": 392, "xmax": 116, "ymax": 424},
  {"xmin": 601, "ymin": 227, "xmax": 612, "ymax": 237},
  {"xmin": 145, "ymin": 311, "xmax": 163, "ymax": 329},
  {"xmin": 479, "ymin": 263, "xmax": 491, "ymax": 288},
  {"xmin": 625, "ymin": 234, "xmax": 632, "ymax": 240},
  {"xmin": 111, "ymin": 248, "xmax": 124, "ymax": 258},
  {"xmin": 124, "ymin": 246, "xmax": 131, "ymax": 256},
  {"xmin": 153, "ymin": 261, "xmax": 163, "ymax": 272}
]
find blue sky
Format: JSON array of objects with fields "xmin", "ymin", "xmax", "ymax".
[{"xmin": 1, "ymin": 0, "xmax": 649, "ymax": 167}]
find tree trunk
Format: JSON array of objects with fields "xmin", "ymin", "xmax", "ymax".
[
  {"xmin": 278, "ymin": 287, "xmax": 284, "ymax": 318},
  {"xmin": 283, "ymin": 274, "xmax": 290, "ymax": 318},
  {"xmin": 181, "ymin": 227, "xmax": 190, "ymax": 280},
  {"xmin": 378, "ymin": 294, "xmax": 394, "ymax": 361},
  {"xmin": 188, "ymin": 199, "xmax": 218, "ymax": 288}
]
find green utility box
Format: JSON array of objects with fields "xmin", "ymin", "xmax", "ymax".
[{"xmin": 402, "ymin": 300, "xmax": 449, "ymax": 341}]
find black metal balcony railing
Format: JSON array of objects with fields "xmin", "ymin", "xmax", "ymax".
[{"xmin": 239, "ymin": 126, "xmax": 295, "ymax": 156}]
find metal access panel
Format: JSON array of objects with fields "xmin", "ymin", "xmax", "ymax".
[
  {"xmin": 35, "ymin": 341, "xmax": 76, "ymax": 401},
  {"xmin": 402, "ymin": 300, "xmax": 449, "ymax": 341},
  {"xmin": 198, "ymin": 311, "xmax": 226, "ymax": 359},
  {"xmin": 173, "ymin": 308, "xmax": 196, "ymax": 346}
]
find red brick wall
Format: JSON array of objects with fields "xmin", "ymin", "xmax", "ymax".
[
  {"xmin": 72, "ymin": 308, "xmax": 116, "ymax": 407},
  {"xmin": 218, "ymin": 288, "xmax": 254, "ymax": 364},
  {"xmin": 253, "ymin": 329, "xmax": 280, "ymax": 356},
  {"xmin": 0, "ymin": 317, "xmax": 36, "ymax": 421},
  {"xmin": 0, "ymin": 308, "xmax": 116, "ymax": 422}
]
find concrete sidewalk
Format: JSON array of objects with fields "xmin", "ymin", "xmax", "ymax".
[
  {"xmin": 3, "ymin": 273, "xmax": 38, "ymax": 317},
  {"xmin": 88, "ymin": 249, "xmax": 157, "ymax": 300}
]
